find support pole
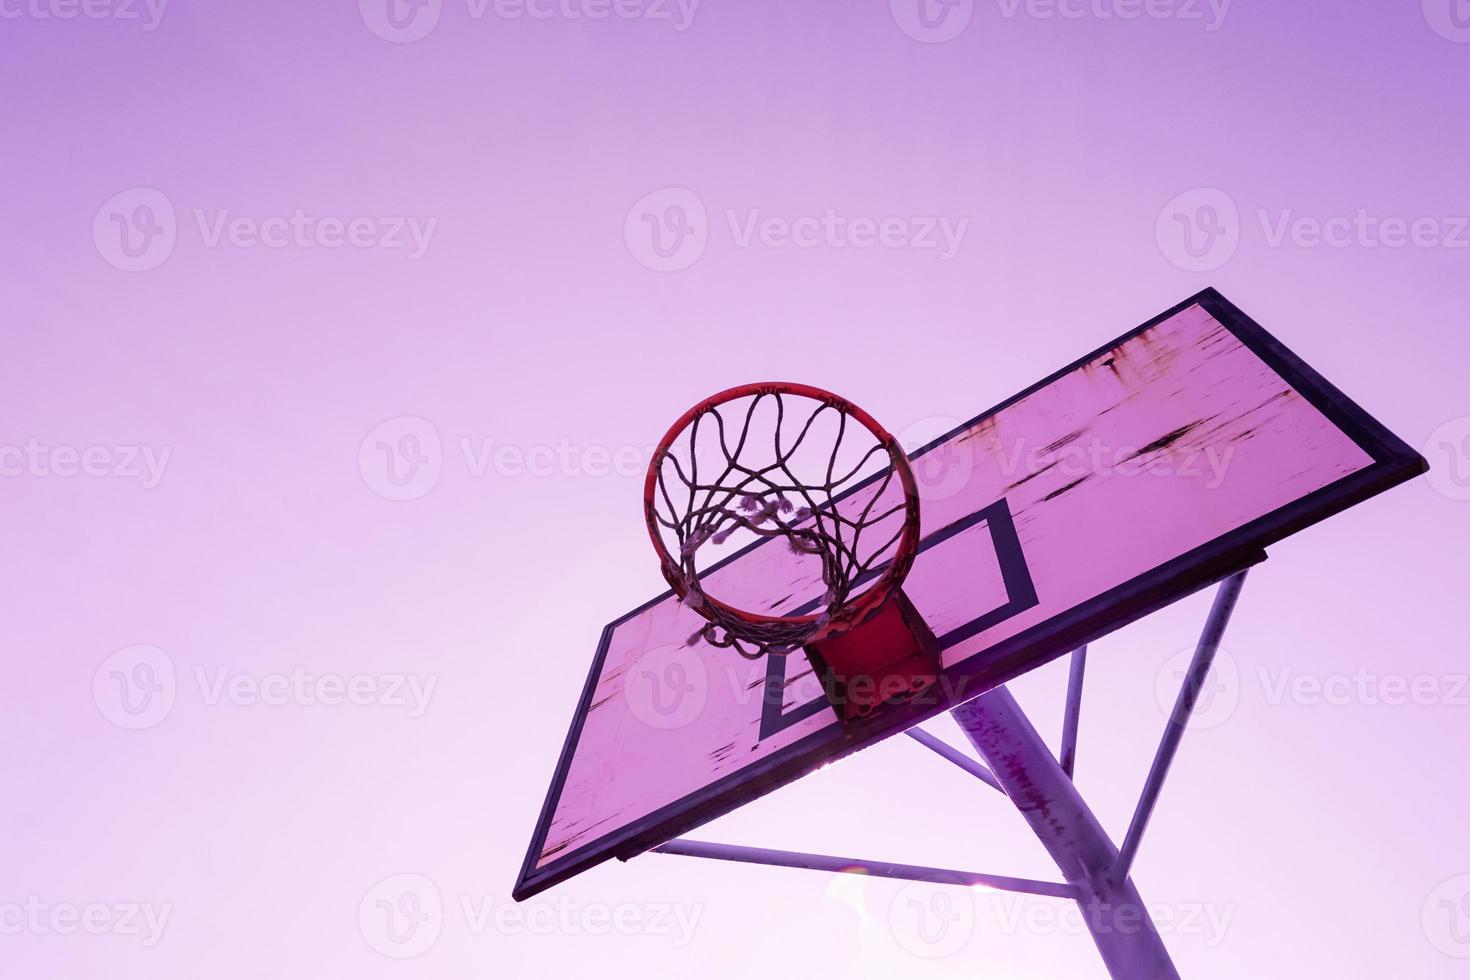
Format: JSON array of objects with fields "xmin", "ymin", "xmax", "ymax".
[
  {"xmin": 1060, "ymin": 645, "xmax": 1088, "ymax": 778},
  {"xmin": 1112, "ymin": 569, "xmax": 1248, "ymax": 884},
  {"xmin": 953, "ymin": 687, "xmax": 1181, "ymax": 980}
]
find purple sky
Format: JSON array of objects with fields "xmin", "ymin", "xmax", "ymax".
[{"xmin": 2, "ymin": 1, "xmax": 1468, "ymax": 977}]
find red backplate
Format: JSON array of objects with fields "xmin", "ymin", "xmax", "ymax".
[{"xmin": 804, "ymin": 590, "xmax": 942, "ymax": 725}]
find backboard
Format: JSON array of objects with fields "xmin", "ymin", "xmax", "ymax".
[{"xmin": 514, "ymin": 288, "xmax": 1425, "ymax": 901}]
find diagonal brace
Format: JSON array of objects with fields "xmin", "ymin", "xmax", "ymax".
[
  {"xmin": 1111, "ymin": 570, "xmax": 1249, "ymax": 884},
  {"xmin": 905, "ymin": 727, "xmax": 1005, "ymax": 793},
  {"xmin": 653, "ymin": 838, "xmax": 1077, "ymax": 899}
]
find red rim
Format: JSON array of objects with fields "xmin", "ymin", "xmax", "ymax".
[{"xmin": 643, "ymin": 382, "xmax": 921, "ymax": 641}]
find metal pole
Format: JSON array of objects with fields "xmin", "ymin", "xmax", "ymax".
[
  {"xmin": 1060, "ymin": 645, "xmax": 1088, "ymax": 778},
  {"xmin": 654, "ymin": 838, "xmax": 1077, "ymax": 900},
  {"xmin": 1113, "ymin": 569, "xmax": 1248, "ymax": 884},
  {"xmin": 905, "ymin": 727, "xmax": 1005, "ymax": 793},
  {"xmin": 953, "ymin": 687, "xmax": 1181, "ymax": 980}
]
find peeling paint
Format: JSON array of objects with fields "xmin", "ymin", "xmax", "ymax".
[
  {"xmin": 1003, "ymin": 458, "xmax": 1061, "ymax": 492},
  {"xmin": 1125, "ymin": 420, "xmax": 1205, "ymax": 459},
  {"xmin": 1041, "ymin": 475, "xmax": 1090, "ymax": 501}
]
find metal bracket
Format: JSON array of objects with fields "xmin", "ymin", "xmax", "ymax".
[{"xmin": 1060, "ymin": 644, "xmax": 1088, "ymax": 777}]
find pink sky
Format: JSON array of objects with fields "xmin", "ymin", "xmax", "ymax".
[{"xmin": 2, "ymin": 2, "xmax": 1468, "ymax": 978}]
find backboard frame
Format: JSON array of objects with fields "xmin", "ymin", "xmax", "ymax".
[{"xmin": 513, "ymin": 287, "xmax": 1426, "ymax": 902}]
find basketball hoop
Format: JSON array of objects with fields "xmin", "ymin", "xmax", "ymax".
[{"xmin": 645, "ymin": 382, "xmax": 941, "ymax": 722}]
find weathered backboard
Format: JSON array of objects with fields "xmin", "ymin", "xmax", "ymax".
[{"xmin": 514, "ymin": 288, "xmax": 1424, "ymax": 901}]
